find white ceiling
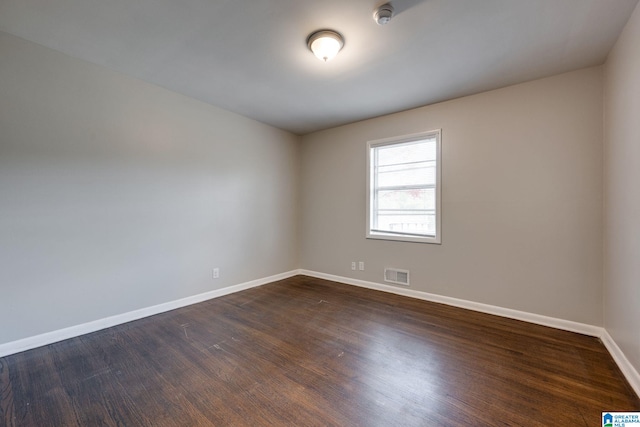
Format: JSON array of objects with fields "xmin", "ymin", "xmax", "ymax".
[{"xmin": 1, "ymin": 0, "xmax": 638, "ymax": 135}]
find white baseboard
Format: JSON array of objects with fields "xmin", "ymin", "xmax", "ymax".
[
  {"xmin": 0, "ymin": 270, "xmax": 299, "ymax": 358},
  {"xmin": 600, "ymin": 330, "xmax": 640, "ymax": 397},
  {"xmin": 3, "ymin": 269, "xmax": 639, "ymax": 399},
  {"xmin": 300, "ymin": 269, "xmax": 640, "ymax": 398},
  {"xmin": 300, "ymin": 270, "xmax": 602, "ymax": 336}
]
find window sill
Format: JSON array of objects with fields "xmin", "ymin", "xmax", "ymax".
[{"xmin": 366, "ymin": 231, "xmax": 441, "ymax": 245}]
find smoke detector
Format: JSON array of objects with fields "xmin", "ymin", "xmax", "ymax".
[{"xmin": 374, "ymin": 3, "xmax": 394, "ymax": 25}]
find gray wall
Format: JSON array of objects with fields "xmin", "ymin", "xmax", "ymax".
[
  {"xmin": 604, "ymin": 2, "xmax": 640, "ymax": 378},
  {"xmin": 0, "ymin": 33, "xmax": 300, "ymax": 344},
  {"xmin": 300, "ymin": 67, "xmax": 604, "ymax": 325}
]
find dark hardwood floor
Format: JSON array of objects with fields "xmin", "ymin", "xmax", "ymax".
[{"xmin": 1, "ymin": 275, "xmax": 638, "ymax": 426}]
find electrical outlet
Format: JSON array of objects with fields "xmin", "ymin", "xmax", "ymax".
[
  {"xmin": 351, "ymin": 261, "xmax": 356, "ymax": 270},
  {"xmin": 359, "ymin": 261, "xmax": 365, "ymax": 271},
  {"xmin": 213, "ymin": 268, "xmax": 220, "ymax": 279}
]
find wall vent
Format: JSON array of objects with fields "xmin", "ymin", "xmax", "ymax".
[{"xmin": 384, "ymin": 268, "xmax": 410, "ymax": 286}]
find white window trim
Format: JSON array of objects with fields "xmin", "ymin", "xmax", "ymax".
[{"xmin": 366, "ymin": 129, "xmax": 442, "ymax": 244}]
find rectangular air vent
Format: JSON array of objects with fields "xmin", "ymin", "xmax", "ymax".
[{"xmin": 384, "ymin": 268, "xmax": 410, "ymax": 286}]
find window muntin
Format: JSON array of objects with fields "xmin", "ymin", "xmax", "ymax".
[{"xmin": 367, "ymin": 130, "xmax": 441, "ymax": 244}]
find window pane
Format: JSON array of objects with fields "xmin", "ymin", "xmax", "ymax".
[
  {"xmin": 377, "ymin": 161, "xmax": 436, "ymax": 187},
  {"xmin": 377, "ymin": 138, "xmax": 436, "ymax": 166},
  {"xmin": 375, "ymin": 212, "xmax": 436, "ymax": 236},
  {"xmin": 377, "ymin": 188, "xmax": 435, "ymax": 210}
]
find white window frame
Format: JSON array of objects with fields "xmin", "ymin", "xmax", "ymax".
[{"xmin": 366, "ymin": 130, "xmax": 441, "ymax": 244}]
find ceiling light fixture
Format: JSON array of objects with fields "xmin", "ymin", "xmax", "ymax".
[
  {"xmin": 374, "ymin": 3, "xmax": 394, "ymax": 25},
  {"xmin": 307, "ymin": 30, "xmax": 344, "ymax": 62}
]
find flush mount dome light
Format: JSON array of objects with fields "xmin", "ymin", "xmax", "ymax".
[{"xmin": 307, "ymin": 30, "xmax": 344, "ymax": 62}]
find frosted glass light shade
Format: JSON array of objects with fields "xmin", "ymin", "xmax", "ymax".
[{"xmin": 307, "ymin": 30, "xmax": 344, "ymax": 62}]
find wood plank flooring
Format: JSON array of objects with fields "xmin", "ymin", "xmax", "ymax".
[{"xmin": 1, "ymin": 275, "xmax": 638, "ymax": 426}]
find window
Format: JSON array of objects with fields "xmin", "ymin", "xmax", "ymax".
[{"xmin": 367, "ymin": 130, "xmax": 441, "ymax": 244}]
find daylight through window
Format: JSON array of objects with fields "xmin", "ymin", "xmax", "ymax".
[{"xmin": 367, "ymin": 130, "xmax": 441, "ymax": 244}]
